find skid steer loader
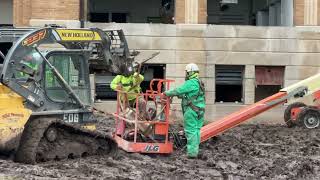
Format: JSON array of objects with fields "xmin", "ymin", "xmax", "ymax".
[{"xmin": 0, "ymin": 27, "xmax": 137, "ymax": 164}]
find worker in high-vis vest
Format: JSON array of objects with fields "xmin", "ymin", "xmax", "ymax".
[
  {"xmin": 19, "ymin": 51, "xmax": 43, "ymax": 77},
  {"xmin": 111, "ymin": 63, "xmax": 150, "ymax": 136},
  {"xmin": 21, "ymin": 51, "xmax": 54, "ymax": 87},
  {"xmin": 110, "ymin": 64, "xmax": 144, "ymax": 107},
  {"xmin": 164, "ymin": 63, "xmax": 206, "ymax": 158}
]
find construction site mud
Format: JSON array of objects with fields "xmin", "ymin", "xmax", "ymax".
[{"xmin": 0, "ymin": 116, "xmax": 319, "ymax": 180}]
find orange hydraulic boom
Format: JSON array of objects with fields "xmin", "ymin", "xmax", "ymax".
[{"xmin": 200, "ymin": 87, "xmax": 307, "ymax": 142}]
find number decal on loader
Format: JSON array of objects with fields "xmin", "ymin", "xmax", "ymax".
[
  {"xmin": 63, "ymin": 113, "xmax": 79, "ymax": 123},
  {"xmin": 144, "ymin": 145, "xmax": 160, "ymax": 152}
]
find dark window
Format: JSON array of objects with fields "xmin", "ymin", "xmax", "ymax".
[
  {"xmin": 140, "ymin": 64, "xmax": 166, "ymax": 93},
  {"xmin": 95, "ymin": 64, "xmax": 166, "ymax": 101},
  {"xmin": 215, "ymin": 65, "xmax": 244, "ymax": 103},
  {"xmin": 112, "ymin": 13, "xmax": 127, "ymax": 23},
  {"xmin": 89, "ymin": 13, "xmax": 109, "ymax": 23},
  {"xmin": 0, "ymin": 42, "xmax": 13, "ymax": 63}
]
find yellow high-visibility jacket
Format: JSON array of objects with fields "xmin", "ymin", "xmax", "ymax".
[{"xmin": 110, "ymin": 73, "xmax": 144, "ymax": 101}]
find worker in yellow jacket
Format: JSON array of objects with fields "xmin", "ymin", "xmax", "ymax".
[
  {"xmin": 111, "ymin": 73, "xmax": 144, "ymax": 104},
  {"xmin": 111, "ymin": 64, "xmax": 150, "ymax": 135},
  {"xmin": 110, "ymin": 64, "xmax": 144, "ymax": 107}
]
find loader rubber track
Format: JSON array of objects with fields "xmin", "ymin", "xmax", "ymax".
[{"xmin": 14, "ymin": 117, "xmax": 117, "ymax": 164}]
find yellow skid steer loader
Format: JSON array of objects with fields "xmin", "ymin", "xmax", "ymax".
[{"xmin": 0, "ymin": 27, "xmax": 136, "ymax": 164}]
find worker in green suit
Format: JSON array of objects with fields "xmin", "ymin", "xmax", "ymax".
[{"xmin": 164, "ymin": 63, "xmax": 206, "ymax": 158}]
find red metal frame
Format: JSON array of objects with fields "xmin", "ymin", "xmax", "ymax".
[
  {"xmin": 290, "ymin": 107, "xmax": 303, "ymax": 121},
  {"xmin": 289, "ymin": 89, "xmax": 320, "ymax": 121},
  {"xmin": 113, "ymin": 79, "xmax": 175, "ymax": 154}
]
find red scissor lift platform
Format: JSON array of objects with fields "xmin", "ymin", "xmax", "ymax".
[{"xmin": 113, "ymin": 79, "xmax": 175, "ymax": 154}]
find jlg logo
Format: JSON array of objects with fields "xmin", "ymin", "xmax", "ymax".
[
  {"xmin": 144, "ymin": 145, "xmax": 160, "ymax": 152},
  {"xmin": 22, "ymin": 30, "xmax": 46, "ymax": 46}
]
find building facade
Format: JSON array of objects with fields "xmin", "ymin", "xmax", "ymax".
[
  {"xmin": 1, "ymin": 0, "xmax": 320, "ymax": 122},
  {"xmin": 2, "ymin": 0, "xmax": 320, "ymax": 27}
]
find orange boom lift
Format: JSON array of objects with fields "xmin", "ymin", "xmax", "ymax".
[{"xmin": 113, "ymin": 73, "xmax": 320, "ymax": 154}]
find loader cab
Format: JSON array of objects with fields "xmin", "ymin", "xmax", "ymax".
[{"xmin": 43, "ymin": 50, "xmax": 92, "ymax": 106}]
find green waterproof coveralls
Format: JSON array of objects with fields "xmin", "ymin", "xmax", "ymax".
[{"xmin": 165, "ymin": 73, "xmax": 205, "ymax": 157}]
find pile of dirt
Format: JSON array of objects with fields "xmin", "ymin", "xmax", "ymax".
[{"xmin": 0, "ymin": 116, "xmax": 319, "ymax": 180}]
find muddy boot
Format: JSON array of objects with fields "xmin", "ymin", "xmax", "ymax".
[{"xmin": 187, "ymin": 155, "xmax": 198, "ymax": 159}]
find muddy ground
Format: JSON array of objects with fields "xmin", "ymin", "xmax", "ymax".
[{"xmin": 0, "ymin": 116, "xmax": 319, "ymax": 180}]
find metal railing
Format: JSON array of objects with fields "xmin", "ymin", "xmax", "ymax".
[{"xmin": 0, "ymin": 28, "xmax": 34, "ymax": 42}]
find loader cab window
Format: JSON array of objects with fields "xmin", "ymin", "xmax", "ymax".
[{"xmin": 45, "ymin": 53, "xmax": 91, "ymax": 105}]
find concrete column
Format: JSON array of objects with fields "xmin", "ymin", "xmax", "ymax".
[
  {"xmin": 269, "ymin": 5, "xmax": 277, "ymax": 26},
  {"xmin": 276, "ymin": 2, "xmax": 282, "ymax": 26},
  {"xmin": 281, "ymin": 0, "xmax": 293, "ymax": 26},
  {"xmin": 0, "ymin": 0, "xmax": 13, "ymax": 25},
  {"xmin": 244, "ymin": 65, "xmax": 255, "ymax": 104},
  {"xmin": 304, "ymin": 0, "xmax": 318, "ymax": 25},
  {"xmin": 185, "ymin": 0, "xmax": 198, "ymax": 23},
  {"xmin": 256, "ymin": 11, "xmax": 269, "ymax": 26}
]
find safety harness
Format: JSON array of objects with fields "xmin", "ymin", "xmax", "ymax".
[{"xmin": 186, "ymin": 78, "xmax": 205, "ymax": 117}]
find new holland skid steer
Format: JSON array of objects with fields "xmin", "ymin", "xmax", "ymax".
[{"xmin": 0, "ymin": 27, "xmax": 137, "ymax": 164}]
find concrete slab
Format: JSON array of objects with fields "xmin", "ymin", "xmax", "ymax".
[
  {"xmin": 207, "ymin": 51, "xmax": 291, "ymax": 65},
  {"xmin": 166, "ymin": 63, "xmax": 206, "ymax": 78},
  {"xmin": 175, "ymin": 51, "xmax": 206, "ymax": 64},
  {"xmin": 285, "ymin": 66, "xmax": 320, "ymax": 80}
]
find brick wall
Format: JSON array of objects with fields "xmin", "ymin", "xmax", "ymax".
[
  {"xmin": 31, "ymin": 0, "xmax": 79, "ymax": 20},
  {"xmin": 198, "ymin": 0, "xmax": 207, "ymax": 24},
  {"xmin": 294, "ymin": 0, "xmax": 305, "ymax": 25},
  {"xmin": 13, "ymin": 0, "xmax": 80, "ymax": 27},
  {"xmin": 175, "ymin": 0, "xmax": 207, "ymax": 24},
  {"xmin": 175, "ymin": 0, "xmax": 185, "ymax": 23},
  {"xmin": 294, "ymin": 0, "xmax": 320, "ymax": 26},
  {"xmin": 13, "ymin": 0, "xmax": 32, "ymax": 27}
]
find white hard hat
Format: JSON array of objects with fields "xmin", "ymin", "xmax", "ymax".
[{"xmin": 185, "ymin": 63, "xmax": 199, "ymax": 72}]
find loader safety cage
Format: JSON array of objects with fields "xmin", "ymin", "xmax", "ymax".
[{"xmin": 1, "ymin": 28, "xmax": 131, "ymax": 113}]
